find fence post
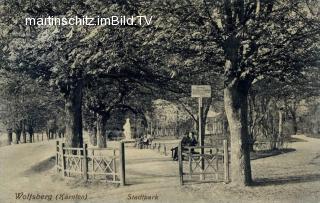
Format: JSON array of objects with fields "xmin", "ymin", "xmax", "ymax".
[
  {"xmin": 60, "ymin": 142, "xmax": 66, "ymax": 177},
  {"xmin": 119, "ymin": 142, "xmax": 126, "ymax": 186},
  {"xmin": 223, "ymin": 140, "xmax": 229, "ymax": 183},
  {"xmin": 113, "ymin": 149, "xmax": 116, "ymax": 182},
  {"xmin": 178, "ymin": 141, "xmax": 183, "ymax": 185},
  {"xmin": 216, "ymin": 148, "xmax": 219, "ymax": 180},
  {"xmin": 188, "ymin": 148, "xmax": 192, "ymax": 180},
  {"xmin": 83, "ymin": 144, "xmax": 88, "ymax": 180},
  {"xmin": 200, "ymin": 146, "xmax": 205, "ymax": 181},
  {"xmin": 56, "ymin": 141, "xmax": 59, "ymax": 172}
]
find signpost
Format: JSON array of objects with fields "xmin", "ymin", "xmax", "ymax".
[
  {"xmin": 191, "ymin": 85, "xmax": 211, "ymax": 98},
  {"xmin": 191, "ymin": 85, "xmax": 211, "ymax": 180}
]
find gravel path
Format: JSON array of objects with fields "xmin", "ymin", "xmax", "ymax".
[{"xmin": 0, "ymin": 135, "xmax": 319, "ymax": 203}]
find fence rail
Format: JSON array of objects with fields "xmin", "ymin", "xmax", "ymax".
[
  {"xmin": 56, "ymin": 141, "xmax": 125, "ymax": 185},
  {"xmin": 178, "ymin": 140, "xmax": 229, "ymax": 185},
  {"xmin": 150, "ymin": 142, "xmax": 178, "ymax": 157}
]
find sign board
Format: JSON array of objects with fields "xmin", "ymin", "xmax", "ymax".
[{"xmin": 191, "ymin": 85, "xmax": 211, "ymax": 98}]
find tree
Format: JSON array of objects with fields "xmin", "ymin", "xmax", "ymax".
[
  {"xmin": 84, "ymin": 77, "xmax": 151, "ymax": 148},
  {"xmin": 142, "ymin": 0, "xmax": 319, "ymax": 185},
  {"xmin": 0, "ymin": 71, "xmax": 64, "ymax": 144},
  {"xmin": 1, "ymin": 0, "xmax": 175, "ymax": 147},
  {"xmin": 1, "ymin": 0, "xmax": 319, "ymax": 186}
]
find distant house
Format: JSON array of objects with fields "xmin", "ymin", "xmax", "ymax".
[{"xmin": 205, "ymin": 109, "xmax": 228, "ymax": 137}]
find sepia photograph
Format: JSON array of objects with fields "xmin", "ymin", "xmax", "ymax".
[{"xmin": 0, "ymin": 0, "xmax": 319, "ymax": 202}]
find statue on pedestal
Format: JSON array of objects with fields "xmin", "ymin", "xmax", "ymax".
[{"xmin": 123, "ymin": 118, "xmax": 132, "ymax": 140}]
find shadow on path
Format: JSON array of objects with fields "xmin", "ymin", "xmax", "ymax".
[
  {"xmin": 253, "ymin": 173, "xmax": 320, "ymax": 186},
  {"xmin": 23, "ymin": 156, "xmax": 56, "ymax": 175},
  {"xmin": 251, "ymin": 148, "xmax": 296, "ymax": 160}
]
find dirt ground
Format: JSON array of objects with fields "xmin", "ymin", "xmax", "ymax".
[{"xmin": 0, "ymin": 135, "xmax": 320, "ymax": 203}]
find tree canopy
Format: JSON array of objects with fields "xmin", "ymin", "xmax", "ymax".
[{"xmin": 0, "ymin": 0, "xmax": 319, "ymax": 186}]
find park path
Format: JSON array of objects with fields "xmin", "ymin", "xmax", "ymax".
[
  {"xmin": 0, "ymin": 135, "xmax": 319, "ymax": 203},
  {"xmin": 125, "ymin": 148, "xmax": 178, "ymax": 185},
  {"xmin": 253, "ymin": 135, "xmax": 320, "ymax": 182},
  {"xmin": 0, "ymin": 140, "xmax": 58, "ymax": 202},
  {"xmin": 0, "ymin": 140, "xmax": 182, "ymax": 203}
]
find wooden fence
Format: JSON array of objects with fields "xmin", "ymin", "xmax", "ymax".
[
  {"xmin": 56, "ymin": 141, "xmax": 125, "ymax": 185},
  {"xmin": 151, "ymin": 142, "xmax": 178, "ymax": 157},
  {"xmin": 178, "ymin": 140, "xmax": 229, "ymax": 185}
]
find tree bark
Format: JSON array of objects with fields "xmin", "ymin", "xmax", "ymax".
[
  {"xmin": 224, "ymin": 80, "xmax": 252, "ymax": 186},
  {"xmin": 291, "ymin": 111, "xmax": 298, "ymax": 135},
  {"xmin": 89, "ymin": 124, "xmax": 97, "ymax": 146},
  {"xmin": 278, "ymin": 109, "xmax": 283, "ymax": 148},
  {"xmin": 248, "ymin": 94, "xmax": 255, "ymax": 152},
  {"xmin": 15, "ymin": 132, "xmax": 21, "ymax": 144},
  {"xmin": 7, "ymin": 129, "xmax": 13, "ymax": 145},
  {"xmin": 45, "ymin": 130, "xmax": 48, "ymax": 140},
  {"xmin": 28, "ymin": 125, "xmax": 33, "ymax": 143},
  {"xmin": 97, "ymin": 113, "xmax": 109, "ymax": 148},
  {"xmin": 29, "ymin": 133, "xmax": 33, "ymax": 143},
  {"xmin": 64, "ymin": 82, "xmax": 83, "ymax": 148},
  {"xmin": 46, "ymin": 130, "xmax": 49, "ymax": 140},
  {"xmin": 271, "ymin": 114, "xmax": 278, "ymax": 150},
  {"xmin": 14, "ymin": 128, "xmax": 21, "ymax": 144},
  {"xmin": 22, "ymin": 130, "xmax": 26, "ymax": 143},
  {"xmin": 22, "ymin": 123, "xmax": 27, "ymax": 143}
]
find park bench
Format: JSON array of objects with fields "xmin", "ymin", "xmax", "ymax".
[{"xmin": 136, "ymin": 138, "xmax": 152, "ymax": 149}]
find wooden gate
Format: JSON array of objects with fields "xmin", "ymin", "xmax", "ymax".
[
  {"xmin": 56, "ymin": 141, "xmax": 125, "ymax": 185},
  {"xmin": 178, "ymin": 140, "xmax": 229, "ymax": 185}
]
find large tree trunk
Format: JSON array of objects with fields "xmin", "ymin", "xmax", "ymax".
[
  {"xmin": 28, "ymin": 125, "xmax": 33, "ymax": 143},
  {"xmin": 22, "ymin": 123, "xmax": 27, "ymax": 143},
  {"xmin": 97, "ymin": 113, "xmax": 109, "ymax": 148},
  {"xmin": 248, "ymin": 132, "xmax": 255, "ymax": 152},
  {"xmin": 7, "ymin": 129, "xmax": 13, "ymax": 145},
  {"xmin": 22, "ymin": 130, "xmax": 26, "ymax": 143},
  {"xmin": 278, "ymin": 109, "xmax": 283, "ymax": 148},
  {"xmin": 291, "ymin": 111, "xmax": 298, "ymax": 135},
  {"xmin": 89, "ymin": 124, "xmax": 97, "ymax": 146},
  {"xmin": 64, "ymin": 82, "xmax": 83, "ymax": 148},
  {"xmin": 88, "ymin": 112, "xmax": 98, "ymax": 146},
  {"xmin": 29, "ymin": 132, "xmax": 33, "ymax": 143},
  {"xmin": 248, "ymin": 94, "xmax": 255, "ymax": 152},
  {"xmin": 15, "ymin": 132, "xmax": 21, "ymax": 144},
  {"xmin": 224, "ymin": 80, "xmax": 252, "ymax": 186},
  {"xmin": 14, "ymin": 129, "xmax": 21, "ymax": 144},
  {"xmin": 46, "ymin": 130, "xmax": 50, "ymax": 140},
  {"xmin": 271, "ymin": 114, "xmax": 278, "ymax": 150}
]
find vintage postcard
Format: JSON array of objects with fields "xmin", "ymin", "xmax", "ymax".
[{"xmin": 0, "ymin": 1, "xmax": 319, "ymax": 203}]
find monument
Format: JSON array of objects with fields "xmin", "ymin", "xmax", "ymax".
[
  {"xmin": 123, "ymin": 118, "xmax": 135, "ymax": 143},
  {"xmin": 123, "ymin": 118, "xmax": 132, "ymax": 140}
]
